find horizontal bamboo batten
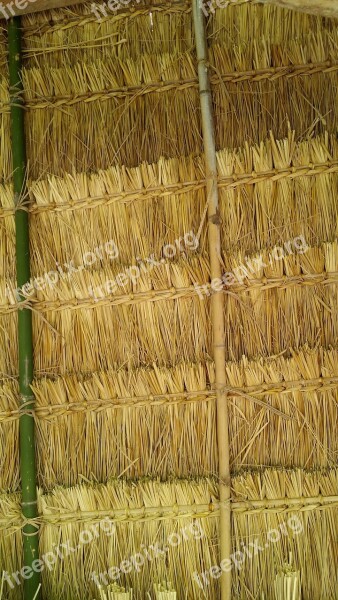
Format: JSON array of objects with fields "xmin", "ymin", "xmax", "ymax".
[
  {"xmin": 1, "ymin": 0, "xmax": 335, "ymax": 33},
  {"xmin": 1, "ymin": 0, "xmax": 89, "ymax": 17},
  {"xmin": 2, "ymin": 255, "xmax": 338, "ymax": 312},
  {"xmin": 1, "ymin": 469, "xmax": 338, "ymax": 527}
]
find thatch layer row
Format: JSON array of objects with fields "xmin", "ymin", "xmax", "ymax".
[
  {"xmin": 1, "ymin": 345, "xmax": 337, "ymax": 490},
  {"xmin": 208, "ymin": 2, "xmax": 337, "ymax": 45},
  {"xmin": 0, "ymin": 5, "xmax": 337, "ymax": 178},
  {"xmin": 1, "ymin": 240, "xmax": 338, "ymax": 367},
  {"xmin": 20, "ymin": 3, "xmax": 335, "ymax": 66},
  {"xmin": 0, "ymin": 133, "xmax": 337, "ymax": 280},
  {"xmin": 0, "ymin": 469, "xmax": 337, "ymax": 599},
  {"xmin": 0, "ymin": 133, "xmax": 336, "ymax": 377},
  {"xmin": 1, "ymin": 239, "xmax": 338, "ymax": 375},
  {"xmin": 23, "ymin": 3, "xmax": 193, "ymax": 65},
  {"xmin": 7, "ymin": 0, "xmax": 335, "ymax": 43}
]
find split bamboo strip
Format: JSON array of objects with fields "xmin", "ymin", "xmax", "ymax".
[
  {"xmin": 20, "ymin": 3, "xmax": 191, "ymax": 38},
  {"xmin": 8, "ymin": 0, "xmax": 336, "ymax": 38},
  {"xmin": 193, "ymin": 2, "xmax": 231, "ymax": 599},
  {"xmin": 1, "ymin": 467, "xmax": 338, "ymax": 524},
  {"xmin": 21, "ymin": 3, "xmax": 191, "ymax": 40},
  {"xmin": 13, "ymin": 0, "xmax": 321, "ymax": 25},
  {"xmin": 0, "ymin": 148, "xmax": 337, "ymax": 220},
  {"xmin": 2, "ymin": 255, "xmax": 338, "ymax": 314},
  {"xmin": 8, "ymin": 16, "xmax": 40, "ymax": 600},
  {"xmin": 1, "ymin": 489, "xmax": 338, "ymax": 529},
  {"xmin": 16, "ymin": 0, "xmax": 330, "ymax": 42},
  {"xmin": 7, "ymin": 366, "xmax": 338, "ymax": 421}
]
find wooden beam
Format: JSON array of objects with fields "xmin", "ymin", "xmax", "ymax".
[
  {"xmin": 259, "ymin": 0, "xmax": 338, "ymax": 18},
  {"xmin": 1, "ymin": 0, "xmax": 87, "ymax": 19},
  {"xmin": 1, "ymin": 0, "xmax": 338, "ymax": 19}
]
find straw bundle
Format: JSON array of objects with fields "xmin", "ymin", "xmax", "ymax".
[
  {"xmin": 27, "ymin": 344, "xmax": 338, "ymax": 483},
  {"xmin": 153, "ymin": 583, "xmax": 176, "ymax": 598},
  {"xmin": 96, "ymin": 584, "xmax": 133, "ymax": 600},
  {"xmin": 0, "ymin": 132, "xmax": 335, "ymax": 283},
  {"xmin": 274, "ymin": 562, "xmax": 301, "ymax": 600}
]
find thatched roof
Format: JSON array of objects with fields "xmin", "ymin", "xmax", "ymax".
[{"xmin": 0, "ymin": 1, "xmax": 337, "ymax": 599}]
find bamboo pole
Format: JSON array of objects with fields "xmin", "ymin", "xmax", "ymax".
[
  {"xmin": 192, "ymin": 2, "xmax": 231, "ymax": 599},
  {"xmin": 8, "ymin": 17, "xmax": 41, "ymax": 600}
]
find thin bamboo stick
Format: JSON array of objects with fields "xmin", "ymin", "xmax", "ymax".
[
  {"xmin": 192, "ymin": 2, "xmax": 231, "ymax": 599},
  {"xmin": 8, "ymin": 17, "xmax": 41, "ymax": 600}
]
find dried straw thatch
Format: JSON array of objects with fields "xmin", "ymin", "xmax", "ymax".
[
  {"xmin": 0, "ymin": 0, "xmax": 337, "ymax": 599},
  {"xmin": 0, "ymin": 133, "xmax": 337, "ymax": 376},
  {"xmin": 1, "ymin": 469, "xmax": 338, "ymax": 599}
]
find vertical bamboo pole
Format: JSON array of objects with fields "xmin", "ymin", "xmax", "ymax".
[
  {"xmin": 8, "ymin": 17, "xmax": 41, "ymax": 600},
  {"xmin": 192, "ymin": 3, "xmax": 232, "ymax": 599}
]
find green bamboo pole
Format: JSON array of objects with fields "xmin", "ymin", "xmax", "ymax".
[
  {"xmin": 8, "ymin": 17, "xmax": 41, "ymax": 600},
  {"xmin": 192, "ymin": 2, "xmax": 232, "ymax": 599}
]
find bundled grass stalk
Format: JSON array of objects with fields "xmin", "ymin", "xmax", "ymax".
[
  {"xmin": 274, "ymin": 562, "xmax": 301, "ymax": 600},
  {"xmin": 153, "ymin": 582, "xmax": 176, "ymax": 598},
  {"xmin": 96, "ymin": 584, "xmax": 132, "ymax": 599},
  {"xmin": 193, "ymin": 2, "xmax": 231, "ymax": 599}
]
